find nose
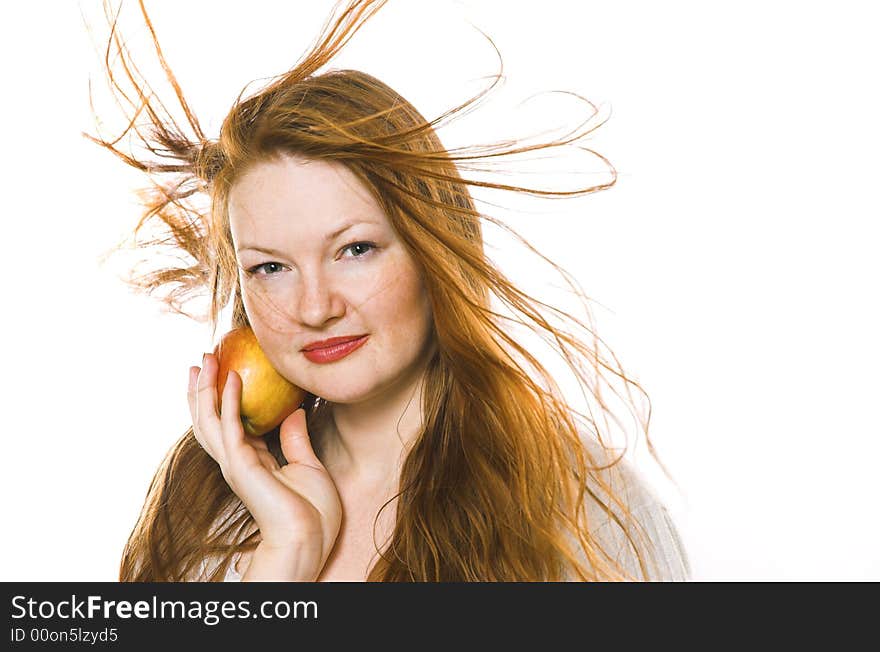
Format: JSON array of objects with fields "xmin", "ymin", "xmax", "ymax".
[{"xmin": 295, "ymin": 268, "xmax": 346, "ymax": 327}]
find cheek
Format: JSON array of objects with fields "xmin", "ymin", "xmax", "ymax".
[
  {"xmin": 335, "ymin": 253, "xmax": 417, "ymax": 314},
  {"xmin": 241, "ymin": 285, "xmax": 292, "ymax": 334},
  {"xmin": 375, "ymin": 265, "xmax": 431, "ymax": 333}
]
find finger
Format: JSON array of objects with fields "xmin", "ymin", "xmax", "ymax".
[
  {"xmin": 194, "ymin": 354, "xmax": 225, "ymax": 461},
  {"xmin": 279, "ymin": 408, "xmax": 322, "ymax": 469},
  {"xmin": 186, "ymin": 365, "xmax": 199, "ymax": 416},
  {"xmin": 215, "ymin": 368, "xmax": 268, "ymax": 453},
  {"xmin": 219, "ymin": 369, "xmax": 256, "ymax": 467},
  {"xmin": 254, "ymin": 447, "xmax": 280, "ymax": 472},
  {"xmin": 247, "ymin": 434, "xmax": 270, "ymax": 452},
  {"xmin": 187, "ymin": 364, "xmax": 215, "ymax": 458}
]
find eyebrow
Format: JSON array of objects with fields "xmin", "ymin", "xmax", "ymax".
[{"xmin": 236, "ymin": 220, "xmax": 375, "ymax": 256}]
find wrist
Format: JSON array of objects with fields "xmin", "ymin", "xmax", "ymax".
[{"xmin": 241, "ymin": 540, "xmax": 323, "ymax": 582}]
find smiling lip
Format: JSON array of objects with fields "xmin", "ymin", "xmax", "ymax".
[{"xmin": 301, "ymin": 335, "xmax": 368, "ymax": 364}]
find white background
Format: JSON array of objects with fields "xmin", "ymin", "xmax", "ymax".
[{"xmin": 1, "ymin": 0, "xmax": 877, "ymax": 581}]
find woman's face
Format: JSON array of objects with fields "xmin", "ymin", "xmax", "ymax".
[{"xmin": 227, "ymin": 153, "xmax": 435, "ymax": 404}]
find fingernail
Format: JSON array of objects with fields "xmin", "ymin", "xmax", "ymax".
[{"xmin": 202, "ymin": 352, "xmax": 208, "ymax": 366}]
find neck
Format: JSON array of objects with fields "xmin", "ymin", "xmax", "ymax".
[{"xmin": 317, "ymin": 354, "xmax": 432, "ymax": 492}]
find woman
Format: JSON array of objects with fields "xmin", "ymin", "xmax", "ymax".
[{"xmin": 89, "ymin": 0, "xmax": 691, "ymax": 581}]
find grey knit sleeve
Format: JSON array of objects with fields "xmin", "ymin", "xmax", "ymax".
[
  {"xmin": 592, "ymin": 499, "xmax": 692, "ymax": 581},
  {"xmin": 576, "ymin": 434, "xmax": 693, "ymax": 581}
]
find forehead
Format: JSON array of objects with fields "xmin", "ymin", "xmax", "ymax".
[{"xmin": 227, "ymin": 154, "xmax": 387, "ymax": 239}]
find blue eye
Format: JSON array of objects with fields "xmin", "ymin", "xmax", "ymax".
[
  {"xmin": 247, "ymin": 262, "xmax": 285, "ymax": 276},
  {"xmin": 342, "ymin": 242, "xmax": 376, "ymax": 258}
]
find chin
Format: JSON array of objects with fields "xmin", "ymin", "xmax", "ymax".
[
  {"xmin": 312, "ymin": 388, "xmax": 371, "ymax": 405},
  {"xmin": 310, "ymin": 378, "xmax": 386, "ymax": 405}
]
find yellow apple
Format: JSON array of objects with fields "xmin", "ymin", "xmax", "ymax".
[{"xmin": 214, "ymin": 326, "xmax": 306, "ymax": 437}]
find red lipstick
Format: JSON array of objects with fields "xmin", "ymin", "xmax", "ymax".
[{"xmin": 301, "ymin": 335, "xmax": 368, "ymax": 364}]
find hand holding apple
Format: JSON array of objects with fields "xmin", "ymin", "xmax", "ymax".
[
  {"xmin": 214, "ymin": 326, "xmax": 306, "ymax": 436},
  {"xmin": 187, "ymin": 345, "xmax": 342, "ymax": 580}
]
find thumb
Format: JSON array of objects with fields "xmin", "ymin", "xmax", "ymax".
[{"xmin": 279, "ymin": 408, "xmax": 322, "ymax": 468}]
